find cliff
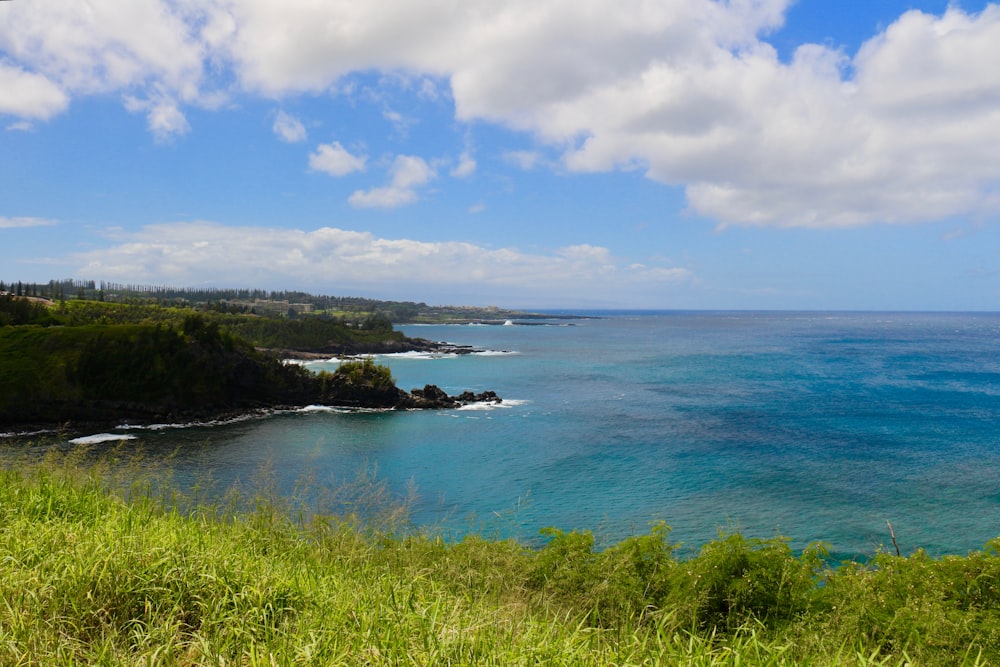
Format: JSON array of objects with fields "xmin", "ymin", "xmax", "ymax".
[{"xmin": 0, "ymin": 318, "xmax": 499, "ymax": 430}]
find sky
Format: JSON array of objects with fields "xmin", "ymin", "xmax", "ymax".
[{"xmin": 2, "ymin": 0, "xmax": 1000, "ymax": 310}]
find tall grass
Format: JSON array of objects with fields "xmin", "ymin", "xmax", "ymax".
[{"xmin": 0, "ymin": 446, "xmax": 997, "ymax": 665}]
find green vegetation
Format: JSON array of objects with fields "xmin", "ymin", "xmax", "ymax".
[
  {"xmin": 1, "ymin": 449, "xmax": 998, "ymax": 665},
  {"xmin": 0, "ymin": 297, "xmax": 422, "ymax": 425},
  {"xmin": 1, "ymin": 294, "xmax": 406, "ymax": 354},
  {"xmin": 1, "ymin": 278, "xmax": 546, "ymax": 324},
  {"xmin": 0, "ymin": 318, "xmax": 317, "ymax": 425},
  {"xmin": 1, "ymin": 292, "xmax": 499, "ymax": 426}
]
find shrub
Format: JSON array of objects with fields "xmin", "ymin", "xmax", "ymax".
[
  {"xmin": 335, "ymin": 357, "xmax": 396, "ymax": 388},
  {"xmin": 669, "ymin": 532, "xmax": 826, "ymax": 632},
  {"xmin": 528, "ymin": 522, "xmax": 677, "ymax": 627}
]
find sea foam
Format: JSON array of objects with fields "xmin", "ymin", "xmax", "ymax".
[{"xmin": 68, "ymin": 433, "xmax": 138, "ymax": 445}]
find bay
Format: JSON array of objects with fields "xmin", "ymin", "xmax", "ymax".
[{"xmin": 10, "ymin": 311, "xmax": 1000, "ymax": 559}]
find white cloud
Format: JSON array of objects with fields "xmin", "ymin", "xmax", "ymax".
[
  {"xmin": 348, "ymin": 186, "xmax": 418, "ymax": 209},
  {"xmin": 5, "ymin": 1, "xmax": 1000, "ymax": 227},
  {"xmin": 124, "ymin": 95, "xmax": 191, "ymax": 142},
  {"xmin": 349, "ymin": 154, "xmax": 435, "ymax": 209},
  {"xmin": 0, "ymin": 216, "xmax": 56, "ymax": 229},
  {"xmin": 147, "ymin": 99, "xmax": 191, "ymax": 142},
  {"xmin": 504, "ymin": 150, "xmax": 543, "ymax": 171},
  {"xmin": 390, "ymin": 155, "xmax": 434, "ymax": 188},
  {"xmin": 0, "ymin": 0, "xmax": 210, "ymax": 129},
  {"xmin": 212, "ymin": 1, "xmax": 1000, "ymax": 228},
  {"xmin": 308, "ymin": 141, "xmax": 367, "ymax": 176},
  {"xmin": 524, "ymin": 4, "xmax": 1000, "ymax": 228},
  {"xmin": 0, "ymin": 64, "xmax": 68, "ymax": 119},
  {"xmin": 273, "ymin": 110, "xmax": 307, "ymax": 143},
  {"xmin": 451, "ymin": 151, "xmax": 476, "ymax": 178},
  {"xmin": 71, "ymin": 220, "xmax": 692, "ymax": 305}
]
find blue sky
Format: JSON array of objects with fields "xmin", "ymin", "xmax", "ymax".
[{"xmin": 2, "ymin": 0, "xmax": 999, "ymax": 309}]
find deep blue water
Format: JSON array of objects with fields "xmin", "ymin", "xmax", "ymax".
[{"xmin": 10, "ymin": 311, "xmax": 1000, "ymax": 558}]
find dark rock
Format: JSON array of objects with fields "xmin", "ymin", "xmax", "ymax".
[{"xmin": 400, "ymin": 385, "xmax": 502, "ymax": 409}]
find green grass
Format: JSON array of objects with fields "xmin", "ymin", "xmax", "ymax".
[{"xmin": 1, "ymin": 448, "xmax": 998, "ymax": 665}]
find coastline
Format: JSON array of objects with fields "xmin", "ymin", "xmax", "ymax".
[
  {"xmin": 1, "ymin": 335, "xmax": 501, "ymax": 436},
  {"xmin": 271, "ymin": 336, "xmax": 482, "ymax": 360}
]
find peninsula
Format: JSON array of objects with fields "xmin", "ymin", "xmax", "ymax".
[{"xmin": 0, "ymin": 287, "xmax": 502, "ymax": 431}]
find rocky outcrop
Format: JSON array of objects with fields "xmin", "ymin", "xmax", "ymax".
[
  {"xmin": 312, "ymin": 359, "xmax": 501, "ymax": 411},
  {"xmin": 403, "ymin": 385, "xmax": 502, "ymax": 409}
]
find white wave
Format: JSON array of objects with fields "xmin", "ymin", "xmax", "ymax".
[
  {"xmin": 378, "ymin": 349, "xmax": 517, "ymax": 359},
  {"xmin": 69, "ymin": 433, "xmax": 138, "ymax": 445},
  {"xmin": 290, "ymin": 404, "xmax": 395, "ymax": 415},
  {"xmin": 456, "ymin": 398, "xmax": 529, "ymax": 411},
  {"xmin": 379, "ymin": 351, "xmax": 458, "ymax": 360},
  {"xmin": 117, "ymin": 412, "xmax": 272, "ymax": 431},
  {"xmin": 0, "ymin": 428, "xmax": 56, "ymax": 439},
  {"xmin": 288, "ymin": 356, "xmax": 354, "ymax": 366},
  {"xmin": 294, "ymin": 404, "xmax": 375, "ymax": 414}
]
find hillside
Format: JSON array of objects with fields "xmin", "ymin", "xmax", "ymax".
[{"xmin": 0, "ymin": 297, "xmax": 500, "ymax": 429}]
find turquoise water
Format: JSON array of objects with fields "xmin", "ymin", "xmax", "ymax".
[{"xmin": 15, "ymin": 311, "xmax": 1000, "ymax": 558}]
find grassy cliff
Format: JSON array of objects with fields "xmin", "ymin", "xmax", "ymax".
[{"xmin": 0, "ymin": 451, "xmax": 997, "ymax": 665}]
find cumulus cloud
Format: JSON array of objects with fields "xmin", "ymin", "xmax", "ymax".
[
  {"xmin": 508, "ymin": 4, "xmax": 1000, "ymax": 228},
  {"xmin": 5, "ymin": 1, "xmax": 1000, "ymax": 227},
  {"xmin": 212, "ymin": 0, "xmax": 1000, "ymax": 228},
  {"xmin": 123, "ymin": 95, "xmax": 191, "ymax": 142},
  {"xmin": 0, "ymin": 0, "xmax": 227, "ymax": 140},
  {"xmin": 0, "ymin": 64, "xmax": 68, "ymax": 120},
  {"xmin": 308, "ymin": 141, "xmax": 367, "ymax": 176},
  {"xmin": 349, "ymin": 155, "xmax": 435, "ymax": 208},
  {"xmin": 71, "ymin": 220, "xmax": 692, "ymax": 304},
  {"xmin": 273, "ymin": 110, "xmax": 307, "ymax": 143}
]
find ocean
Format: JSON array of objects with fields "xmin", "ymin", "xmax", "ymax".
[{"xmin": 13, "ymin": 311, "xmax": 1000, "ymax": 559}]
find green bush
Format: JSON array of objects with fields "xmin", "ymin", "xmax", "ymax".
[
  {"xmin": 669, "ymin": 532, "xmax": 826, "ymax": 632},
  {"xmin": 810, "ymin": 547, "xmax": 1000, "ymax": 663},
  {"xmin": 334, "ymin": 357, "xmax": 396, "ymax": 388},
  {"xmin": 528, "ymin": 522, "xmax": 676, "ymax": 627}
]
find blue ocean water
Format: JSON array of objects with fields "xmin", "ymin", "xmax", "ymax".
[{"xmin": 16, "ymin": 311, "xmax": 1000, "ymax": 558}]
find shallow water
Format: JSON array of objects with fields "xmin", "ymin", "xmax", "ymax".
[{"xmin": 8, "ymin": 311, "xmax": 1000, "ymax": 559}]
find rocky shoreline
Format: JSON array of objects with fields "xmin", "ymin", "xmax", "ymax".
[
  {"xmin": 1, "ymin": 331, "xmax": 502, "ymax": 436},
  {"xmin": 271, "ymin": 336, "xmax": 483, "ymax": 360},
  {"xmin": 1, "ymin": 383, "xmax": 503, "ymax": 438}
]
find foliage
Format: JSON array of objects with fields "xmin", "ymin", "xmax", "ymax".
[
  {"xmin": 0, "ymin": 321, "xmax": 319, "ymax": 425},
  {"xmin": 332, "ymin": 357, "xmax": 396, "ymax": 388},
  {"xmin": 0, "ymin": 294, "xmax": 59, "ymax": 326},
  {"xmin": 1, "ymin": 449, "xmax": 999, "ymax": 665},
  {"xmin": 0, "ymin": 295, "xmax": 422, "ymax": 425},
  {"xmin": 3, "ymin": 278, "xmax": 434, "ymax": 323},
  {"xmin": 528, "ymin": 522, "xmax": 677, "ymax": 627},
  {"xmin": 669, "ymin": 531, "xmax": 826, "ymax": 632},
  {"xmin": 0, "ymin": 294, "xmax": 409, "ymax": 352}
]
